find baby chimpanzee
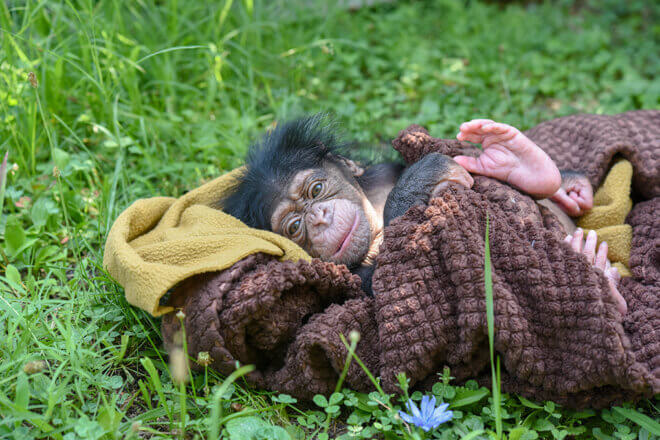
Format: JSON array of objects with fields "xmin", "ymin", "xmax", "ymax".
[
  {"xmin": 222, "ymin": 116, "xmax": 625, "ymax": 313},
  {"xmin": 222, "ymin": 116, "xmax": 472, "ymax": 278}
]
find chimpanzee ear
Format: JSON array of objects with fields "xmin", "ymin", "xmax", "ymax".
[{"xmin": 336, "ymin": 155, "xmax": 365, "ymax": 177}]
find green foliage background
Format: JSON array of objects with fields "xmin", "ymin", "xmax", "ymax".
[{"xmin": 0, "ymin": 0, "xmax": 658, "ymax": 438}]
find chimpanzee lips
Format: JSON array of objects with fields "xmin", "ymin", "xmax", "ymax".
[{"xmin": 332, "ymin": 212, "xmax": 359, "ymax": 260}]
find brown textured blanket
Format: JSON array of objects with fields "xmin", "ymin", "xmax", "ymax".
[{"xmin": 162, "ymin": 110, "xmax": 659, "ymax": 408}]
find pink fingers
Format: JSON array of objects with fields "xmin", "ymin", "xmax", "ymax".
[
  {"xmin": 457, "ymin": 119, "xmax": 492, "ymax": 144},
  {"xmin": 564, "ymin": 229, "xmax": 626, "ymax": 315},
  {"xmin": 583, "ymin": 230, "xmax": 598, "ymax": 264},
  {"xmin": 479, "ymin": 123, "xmax": 518, "ymax": 144},
  {"xmin": 456, "ymin": 132, "xmax": 485, "ymax": 144},
  {"xmin": 452, "ymin": 155, "xmax": 486, "ymax": 175},
  {"xmin": 570, "ymin": 228, "xmax": 584, "ymax": 253},
  {"xmin": 459, "ymin": 119, "xmax": 495, "ymax": 132},
  {"xmin": 605, "ymin": 267, "xmax": 627, "ymax": 315},
  {"xmin": 457, "ymin": 119, "xmax": 507, "ymax": 145},
  {"xmin": 608, "ymin": 266, "xmax": 621, "ymax": 283},
  {"xmin": 551, "ymin": 188, "xmax": 581, "ymax": 216},
  {"xmin": 594, "ymin": 241, "xmax": 608, "ymax": 270}
]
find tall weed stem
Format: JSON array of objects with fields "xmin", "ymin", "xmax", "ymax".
[{"xmin": 484, "ymin": 214, "xmax": 503, "ymax": 438}]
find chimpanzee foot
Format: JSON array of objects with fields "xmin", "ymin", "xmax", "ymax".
[
  {"xmin": 454, "ymin": 119, "xmax": 561, "ymax": 198},
  {"xmin": 564, "ymin": 229, "xmax": 627, "ymax": 315},
  {"xmin": 550, "ymin": 171, "xmax": 594, "ymax": 217}
]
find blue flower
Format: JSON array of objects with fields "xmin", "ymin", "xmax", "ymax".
[{"xmin": 398, "ymin": 395, "xmax": 453, "ymax": 432}]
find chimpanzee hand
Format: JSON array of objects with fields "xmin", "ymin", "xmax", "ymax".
[{"xmin": 383, "ymin": 153, "xmax": 473, "ymax": 226}]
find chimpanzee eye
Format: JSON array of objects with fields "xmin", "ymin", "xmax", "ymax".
[
  {"xmin": 310, "ymin": 182, "xmax": 323, "ymax": 198},
  {"xmin": 287, "ymin": 218, "xmax": 301, "ymax": 236}
]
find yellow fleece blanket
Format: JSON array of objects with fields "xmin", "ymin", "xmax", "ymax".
[
  {"xmin": 577, "ymin": 159, "xmax": 633, "ymax": 277},
  {"xmin": 102, "ymin": 168, "xmax": 310, "ymax": 317},
  {"xmin": 103, "ymin": 161, "xmax": 633, "ymax": 317}
]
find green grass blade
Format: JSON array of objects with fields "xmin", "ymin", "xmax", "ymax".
[
  {"xmin": 339, "ymin": 333, "xmax": 385, "ymax": 397},
  {"xmin": 485, "ymin": 215, "xmax": 495, "ymax": 361},
  {"xmin": 613, "ymin": 407, "xmax": 660, "ymax": 435},
  {"xmin": 137, "ymin": 45, "xmax": 207, "ymax": 64},
  {"xmin": 484, "ymin": 214, "xmax": 503, "ymax": 439},
  {"xmin": 460, "ymin": 431, "xmax": 486, "ymax": 440},
  {"xmin": 140, "ymin": 357, "xmax": 173, "ymax": 423},
  {"xmin": 0, "ymin": 151, "xmax": 8, "ymax": 216},
  {"xmin": 208, "ymin": 364, "xmax": 255, "ymax": 440}
]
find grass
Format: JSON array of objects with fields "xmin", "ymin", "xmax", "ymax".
[{"xmin": 1, "ymin": 0, "xmax": 659, "ymax": 438}]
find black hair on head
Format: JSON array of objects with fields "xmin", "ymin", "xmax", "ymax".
[{"xmin": 221, "ymin": 114, "xmax": 345, "ymax": 230}]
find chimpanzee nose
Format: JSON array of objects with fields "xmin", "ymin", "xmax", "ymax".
[{"xmin": 309, "ymin": 202, "xmax": 333, "ymax": 227}]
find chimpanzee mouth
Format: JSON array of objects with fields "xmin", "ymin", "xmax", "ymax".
[{"xmin": 332, "ymin": 212, "xmax": 359, "ymax": 260}]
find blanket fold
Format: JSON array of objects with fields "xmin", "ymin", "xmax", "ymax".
[
  {"xmin": 578, "ymin": 159, "xmax": 634, "ymax": 275},
  {"xmin": 372, "ymin": 179, "xmax": 657, "ymax": 407},
  {"xmin": 162, "ymin": 254, "xmax": 376, "ymax": 398},
  {"xmin": 106, "ymin": 110, "xmax": 659, "ymax": 408},
  {"xmin": 103, "ymin": 168, "xmax": 310, "ymax": 316}
]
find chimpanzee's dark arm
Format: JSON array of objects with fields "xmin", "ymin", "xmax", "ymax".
[
  {"xmin": 383, "ymin": 153, "xmax": 462, "ymax": 226},
  {"xmin": 353, "ymin": 264, "xmax": 375, "ymax": 296},
  {"xmin": 357, "ymin": 153, "xmax": 471, "ymax": 295}
]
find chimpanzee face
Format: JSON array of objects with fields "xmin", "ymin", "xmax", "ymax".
[{"xmin": 270, "ymin": 160, "xmax": 380, "ymax": 268}]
